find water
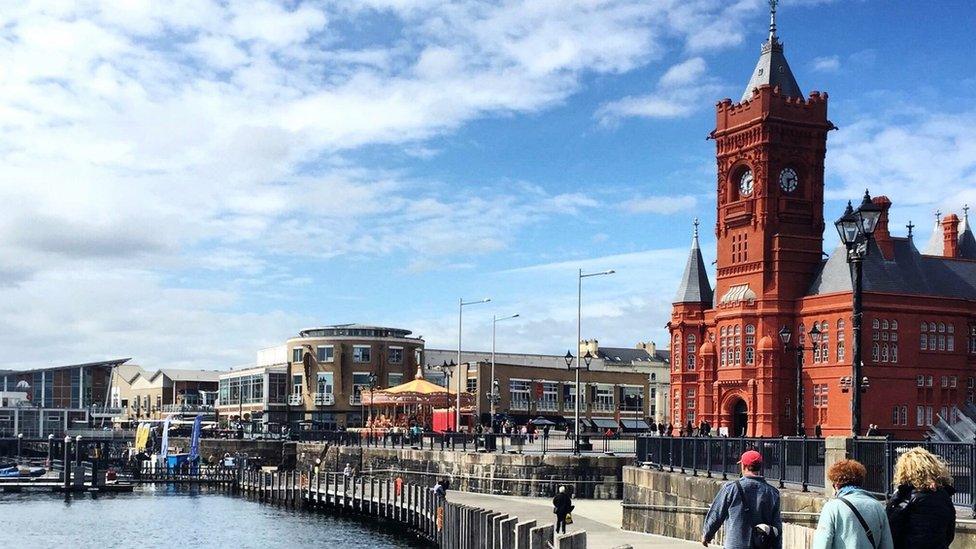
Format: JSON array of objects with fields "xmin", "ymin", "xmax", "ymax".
[{"xmin": 0, "ymin": 486, "xmax": 429, "ymax": 548}]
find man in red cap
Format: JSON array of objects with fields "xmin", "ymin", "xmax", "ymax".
[{"xmin": 702, "ymin": 449, "xmax": 782, "ymax": 548}]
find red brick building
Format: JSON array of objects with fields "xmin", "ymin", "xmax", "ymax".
[{"xmin": 668, "ymin": 14, "xmax": 976, "ymax": 439}]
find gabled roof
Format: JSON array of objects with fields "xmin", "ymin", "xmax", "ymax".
[
  {"xmin": 808, "ymin": 238, "xmax": 976, "ymax": 300},
  {"xmin": 924, "ymin": 218, "xmax": 944, "ymax": 255},
  {"xmin": 114, "ymin": 364, "xmax": 147, "ymax": 385},
  {"xmin": 149, "ymin": 369, "xmax": 221, "ymax": 383},
  {"xmin": 673, "ymin": 224, "xmax": 714, "ymax": 305},
  {"xmin": 595, "ymin": 347, "xmax": 665, "ymax": 365}
]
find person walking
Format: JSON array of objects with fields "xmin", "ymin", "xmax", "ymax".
[
  {"xmin": 552, "ymin": 485, "xmax": 574, "ymax": 534},
  {"xmin": 813, "ymin": 459, "xmax": 893, "ymax": 549},
  {"xmin": 702, "ymin": 450, "xmax": 781, "ymax": 549},
  {"xmin": 886, "ymin": 447, "xmax": 955, "ymax": 549},
  {"xmin": 343, "ymin": 463, "xmax": 352, "ymax": 478}
]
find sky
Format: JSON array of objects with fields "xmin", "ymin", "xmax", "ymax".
[{"xmin": 0, "ymin": 0, "xmax": 974, "ymax": 370}]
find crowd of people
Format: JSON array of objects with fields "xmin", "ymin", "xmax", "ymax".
[{"xmin": 702, "ymin": 446, "xmax": 956, "ymax": 549}]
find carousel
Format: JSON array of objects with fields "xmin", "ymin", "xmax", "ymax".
[{"xmin": 360, "ymin": 366, "xmax": 475, "ymax": 433}]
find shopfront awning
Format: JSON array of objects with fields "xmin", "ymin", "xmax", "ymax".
[
  {"xmin": 591, "ymin": 418, "xmax": 620, "ymax": 430},
  {"xmin": 620, "ymin": 419, "xmax": 650, "ymax": 430}
]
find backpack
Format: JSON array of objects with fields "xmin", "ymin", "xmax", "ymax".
[{"xmin": 733, "ymin": 479, "xmax": 780, "ymax": 549}]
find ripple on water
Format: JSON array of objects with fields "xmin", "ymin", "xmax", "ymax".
[{"xmin": 0, "ymin": 485, "xmax": 429, "ymax": 549}]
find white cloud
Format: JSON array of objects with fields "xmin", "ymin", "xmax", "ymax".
[
  {"xmin": 595, "ymin": 57, "xmax": 721, "ymax": 124},
  {"xmin": 811, "ymin": 55, "xmax": 840, "ymax": 72}
]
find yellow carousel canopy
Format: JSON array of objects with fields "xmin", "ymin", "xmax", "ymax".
[{"xmin": 362, "ymin": 366, "xmax": 474, "ymax": 408}]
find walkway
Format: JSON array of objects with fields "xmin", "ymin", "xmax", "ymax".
[{"xmin": 447, "ymin": 491, "xmax": 697, "ymax": 548}]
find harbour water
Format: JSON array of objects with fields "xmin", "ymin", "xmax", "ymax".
[{"xmin": 0, "ymin": 486, "xmax": 429, "ymax": 548}]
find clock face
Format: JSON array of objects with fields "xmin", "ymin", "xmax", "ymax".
[
  {"xmin": 739, "ymin": 170, "xmax": 754, "ymax": 197},
  {"xmin": 779, "ymin": 167, "xmax": 799, "ymax": 193}
]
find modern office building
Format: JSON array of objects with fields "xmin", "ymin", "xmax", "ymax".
[{"xmin": 0, "ymin": 358, "xmax": 129, "ymax": 437}]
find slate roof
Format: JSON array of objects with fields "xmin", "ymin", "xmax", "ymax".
[
  {"xmin": 595, "ymin": 346, "xmax": 668, "ymax": 365},
  {"xmin": 673, "ymin": 228, "xmax": 714, "ymax": 305},
  {"xmin": 741, "ymin": 38, "xmax": 802, "ymax": 102},
  {"xmin": 808, "ymin": 237, "xmax": 976, "ymax": 300},
  {"xmin": 959, "ymin": 213, "xmax": 976, "ymax": 259}
]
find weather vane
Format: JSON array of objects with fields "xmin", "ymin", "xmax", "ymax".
[{"xmin": 693, "ymin": 217, "xmax": 700, "ymax": 238}]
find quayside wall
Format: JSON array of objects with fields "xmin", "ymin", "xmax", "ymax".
[
  {"xmin": 622, "ymin": 466, "xmax": 976, "ymax": 548},
  {"xmin": 296, "ymin": 443, "xmax": 626, "ymax": 499}
]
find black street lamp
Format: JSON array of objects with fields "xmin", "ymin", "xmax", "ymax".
[
  {"xmin": 834, "ymin": 190, "xmax": 882, "ymax": 436},
  {"xmin": 565, "ymin": 350, "xmax": 593, "ymax": 455},
  {"xmin": 778, "ymin": 324, "xmax": 822, "ymax": 436}
]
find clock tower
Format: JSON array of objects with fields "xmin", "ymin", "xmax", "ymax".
[{"xmin": 711, "ymin": 1, "xmax": 832, "ymax": 307}]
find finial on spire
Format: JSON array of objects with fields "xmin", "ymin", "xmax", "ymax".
[
  {"xmin": 906, "ymin": 220, "xmax": 915, "ymax": 238},
  {"xmin": 693, "ymin": 217, "xmax": 700, "ymax": 239},
  {"xmin": 768, "ymin": 0, "xmax": 779, "ymax": 42},
  {"xmin": 935, "ymin": 209, "xmax": 942, "ymax": 223},
  {"xmin": 964, "ymin": 204, "xmax": 970, "ymax": 219}
]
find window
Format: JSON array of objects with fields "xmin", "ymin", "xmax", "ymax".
[
  {"xmin": 917, "ymin": 406, "xmax": 925, "ymax": 426},
  {"xmin": 292, "ymin": 375, "xmax": 302, "ymax": 396},
  {"xmin": 837, "ymin": 341, "xmax": 846, "ymax": 362},
  {"xmin": 388, "ymin": 373, "xmax": 403, "ymax": 387},
  {"xmin": 467, "ymin": 377, "xmax": 478, "ymax": 394},
  {"xmin": 900, "ymin": 406, "xmax": 908, "ymax": 426},
  {"xmin": 316, "ymin": 345, "xmax": 334, "ymax": 362},
  {"xmin": 540, "ymin": 382, "xmax": 559, "ymax": 411},
  {"xmin": 892, "ymin": 406, "xmax": 900, "ymax": 425},
  {"xmin": 316, "ymin": 372, "xmax": 334, "ymax": 395},
  {"xmin": 891, "ymin": 344, "xmax": 898, "ymax": 363},
  {"xmin": 926, "ymin": 406, "xmax": 933, "ymax": 426},
  {"xmin": 292, "ymin": 348, "xmax": 303, "ymax": 363},
  {"xmin": 745, "ymin": 347, "xmax": 755, "ymax": 365},
  {"xmin": 881, "ymin": 344, "xmax": 889, "ymax": 362},
  {"xmin": 388, "ymin": 347, "xmax": 403, "ymax": 364},
  {"xmin": 969, "ymin": 325, "xmax": 976, "ymax": 354},
  {"xmin": 872, "ymin": 318, "xmax": 880, "ymax": 330},
  {"xmin": 812, "ymin": 384, "xmax": 828, "ymax": 409},
  {"xmin": 686, "ymin": 353, "xmax": 696, "ymax": 370},
  {"xmin": 510, "ymin": 380, "xmax": 530, "ymax": 410},
  {"xmin": 595, "ymin": 384, "xmax": 614, "ymax": 411},
  {"xmin": 872, "ymin": 343, "xmax": 880, "ymax": 362},
  {"xmin": 353, "ymin": 345, "xmax": 371, "ymax": 363},
  {"xmin": 951, "ymin": 376, "xmax": 958, "ymax": 388},
  {"xmin": 927, "ymin": 375, "xmax": 934, "ymax": 387},
  {"xmin": 351, "ymin": 372, "xmax": 373, "ymax": 404},
  {"xmin": 941, "ymin": 376, "xmax": 948, "ymax": 388},
  {"xmin": 917, "ymin": 375, "xmax": 925, "ymax": 387},
  {"xmin": 687, "ymin": 334, "xmax": 697, "ymax": 354}
]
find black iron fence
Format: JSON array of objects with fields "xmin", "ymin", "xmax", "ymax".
[
  {"xmin": 850, "ymin": 438, "xmax": 976, "ymax": 512},
  {"xmin": 293, "ymin": 429, "xmax": 637, "ymax": 454},
  {"xmin": 635, "ymin": 436, "xmax": 826, "ymax": 491}
]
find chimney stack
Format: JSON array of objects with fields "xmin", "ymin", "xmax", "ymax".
[
  {"xmin": 871, "ymin": 196, "xmax": 894, "ymax": 259},
  {"xmin": 943, "ymin": 214, "xmax": 960, "ymax": 258}
]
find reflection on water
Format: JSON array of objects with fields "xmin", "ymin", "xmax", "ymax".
[{"xmin": 0, "ymin": 485, "xmax": 428, "ymax": 549}]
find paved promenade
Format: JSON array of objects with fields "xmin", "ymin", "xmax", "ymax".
[{"xmin": 447, "ymin": 491, "xmax": 698, "ymax": 548}]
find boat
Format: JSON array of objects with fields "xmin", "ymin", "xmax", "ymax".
[{"xmin": 0, "ymin": 465, "xmax": 46, "ymax": 478}]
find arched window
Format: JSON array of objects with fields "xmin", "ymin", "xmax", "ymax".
[
  {"xmin": 687, "ymin": 334, "xmax": 697, "ymax": 355},
  {"xmin": 745, "ymin": 346, "xmax": 755, "ymax": 365},
  {"xmin": 837, "ymin": 341, "xmax": 846, "ymax": 361},
  {"xmin": 921, "ymin": 322, "xmax": 928, "ymax": 332},
  {"xmin": 891, "ymin": 320, "xmax": 898, "ymax": 330},
  {"xmin": 687, "ymin": 354, "xmax": 696, "ymax": 370},
  {"xmin": 745, "ymin": 324, "xmax": 755, "ymax": 348},
  {"xmin": 821, "ymin": 342, "xmax": 829, "ymax": 362},
  {"xmin": 881, "ymin": 344, "xmax": 889, "ymax": 362},
  {"xmin": 745, "ymin": 325, "xmax": 756, "ymax": 335},
  {"xmin": 938, "ymin": 322, "xmax": 946, "ymax": 333},
  {"xmin": 651, "ymin": 373, "xmax": 656, "ymax": 381},
  {"xmin": 929, "ymin": 322, "xmax": 936, "ymax": 332},
  {"xmin": 872, "ymin": 343, "xmax": 880, "ymax": 362},
  {"xmin": 734, "ymin": 348, "xmax": 741, "ymax": 365},
  {"xmin": 872, "ymin": 318, "xmax": 880, "ymax": 330},
  {"xmin": 891, "ymin": 345, "xmax": 898, "ymax": 363},
  {"xmin": 882, "ymin": 319, "xmax": 889, "ymax": 330}
]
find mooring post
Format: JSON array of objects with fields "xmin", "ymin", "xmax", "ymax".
[{"xmin": 62, "ymin": 435, "xmax": 71, "ymax": 491}]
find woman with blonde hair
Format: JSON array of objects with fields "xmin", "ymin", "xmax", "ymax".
[{"xmin": 886, "ymin": 447, "xmax": 955, "ymax": 549}]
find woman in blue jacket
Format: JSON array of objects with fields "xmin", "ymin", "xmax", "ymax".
[{"xmin": 813, "ymin": 459, "xmax": 893, "ymax": 549}]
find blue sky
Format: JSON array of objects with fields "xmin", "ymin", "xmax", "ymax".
[{"xmin": 0, "ymin": 1, "xmax": 973, "ymax": 369}]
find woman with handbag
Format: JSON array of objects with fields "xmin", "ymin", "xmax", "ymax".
[
  {"xmin": 885, "ymin": 447, "xmax": 955, "ymax": 549},
  {"xmin": 552, "ymin": 485, "xmax": 574, "ymax": 534},
  {"xmin": 813, "ymin": 459, "xmax": 893, "ymax": 549}
]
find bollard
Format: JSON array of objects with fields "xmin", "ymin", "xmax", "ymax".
[
  {"xmin": 75, "ymin": 436, "xmax": 83, "ymax": 466},
  {"xmin": 47, "ymin": 434, "xmax": 54, "ymax": 468},
  {"xmin": 62, "ymin": 435, "xmax": 72, "ymax": 491}
]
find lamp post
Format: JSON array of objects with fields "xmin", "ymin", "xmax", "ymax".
[
  {"xmin": 571, "ymin": 268, "xmax": 614, "ymax": 455},
  {"xmin": 565, "ymin": 349, "xmax": 595, "ymax": 455},
  {"xmin": 490, "ymin": 313, "xmax": 519, "ymax": 429},
  {"xmin": 365, "ymin": 373, "xmax": 377, "ymax": 427},
  {"xmin": 457, "ymin": 298, "xmax": 491, "ymax": 431},
  {"xmin": 778, "ymin": 324, "xmax": 822, "ymax": 436},
  {"xmin": 834, "ymin": 190, "xmax": 882, "ymax": 436}
]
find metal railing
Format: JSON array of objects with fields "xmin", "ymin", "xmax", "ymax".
[
  {"xmin": 592, "ymin": 401, "xmax": 615, "ymax": 412},
  {"xmin": 348, "ymin": 395, "xmax": 361, "ymax": 406},
  {"xmin": 314, "ymin": 393, "xmax": 335, "ymax": 406},
  {"xmin": 288, "ymin": 394, "xmax": 303, "ymax": 406},
  {"xmin": 850, "ymin": 438, "xmax": 976, "ymax": 512},
  {"xmin": 636, "ymin": 436, "xmax": 826, "ymax": 491},
  {"xmin": 89, "ymin": 406, "xmax": 125, "ymax": 416},
  {"xmin": 160, "ymin": 404, "xmax": 214, "ymax": 413}
]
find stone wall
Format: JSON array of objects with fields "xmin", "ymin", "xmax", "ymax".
[
  {"xmin": 296, "ymin": 443, "xmax": 626, "ymax": 498},
  {"xmin": 622, "ymin": 465, "xmax": 976, "ymax": 548}
]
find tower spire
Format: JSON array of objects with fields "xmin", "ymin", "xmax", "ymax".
[
  {"xmin": 673, "ymin": 220, "xmax": 713, "ymax": 306},
  {"xmin": 768, "ymin": 0, "xmax": 779, "ymax": 43},
  {"xmin": 740, "ymin": 0, "xmax": 801, "ymax": 102}
]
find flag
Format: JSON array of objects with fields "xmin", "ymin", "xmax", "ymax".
[{"xmin": 189, "ymin": 415, "xmax": 202, "ymax": 462}]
